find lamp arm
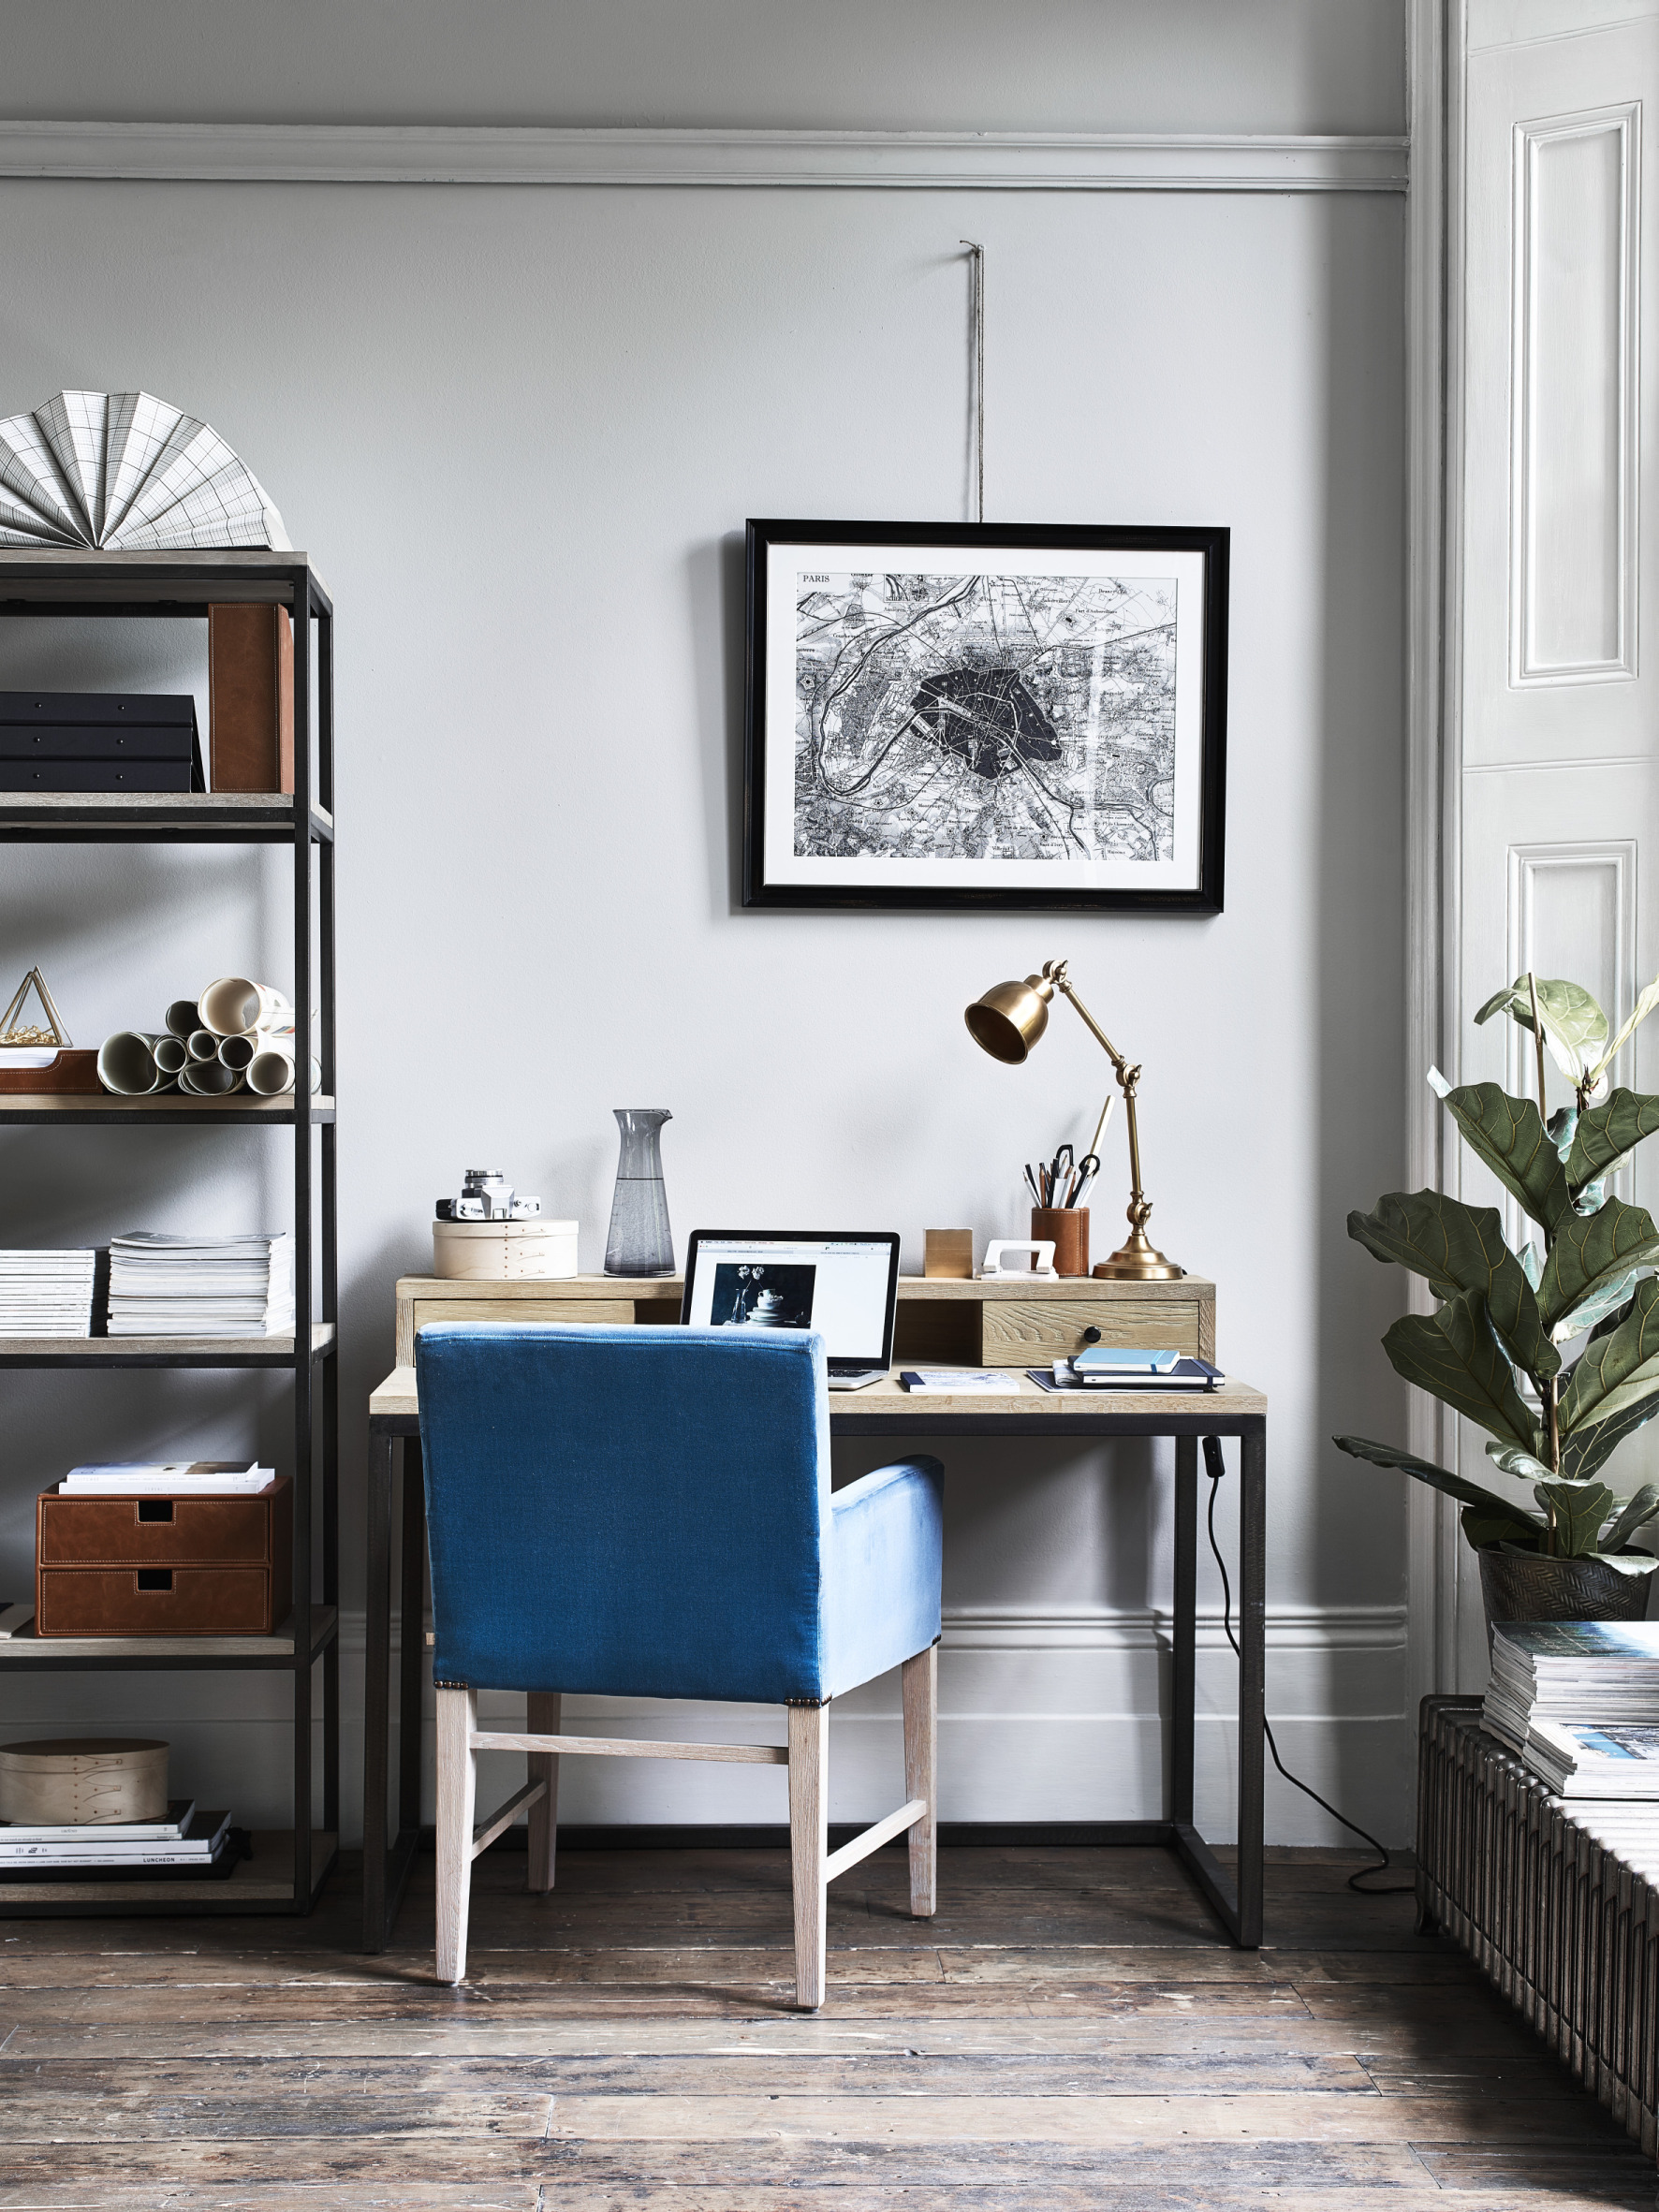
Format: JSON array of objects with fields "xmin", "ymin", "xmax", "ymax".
[{"xmin": 1048, "ymin": 964, "xmax": 1152, "ymax": 1227}]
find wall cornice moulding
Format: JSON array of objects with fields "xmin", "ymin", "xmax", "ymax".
[{"xmin": 0, "ymin": 122, "xmax": 1409, "ymax": 193}]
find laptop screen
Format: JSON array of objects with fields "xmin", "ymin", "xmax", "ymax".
[{"xmin": 680, "ymin": 1233, "xmax": 900, "ymax": 1366}]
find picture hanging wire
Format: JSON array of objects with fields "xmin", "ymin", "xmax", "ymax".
[{"xmin": 962, "ymin": 240, "xmax": 985, "ymax": 524}]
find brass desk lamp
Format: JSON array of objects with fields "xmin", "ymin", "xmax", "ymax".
[{"xmin": 965, "ymin": 958, "xmax": 1182, "ymax": 1282}]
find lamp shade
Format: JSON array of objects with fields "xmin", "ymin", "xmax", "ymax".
[{"xmin": 964, "ymin": 974, "xmax": 1050, "ymax": 1064}]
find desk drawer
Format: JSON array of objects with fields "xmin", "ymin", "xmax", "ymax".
[
  {"xmin": 404, "ymin": 1297, "xmax": 635, "ymax": 1361},
  {"xmin": 980, "ymin": 1297, "xmax": 1204, "ymax": 1366}
]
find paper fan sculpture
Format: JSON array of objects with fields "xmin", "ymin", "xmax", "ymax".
[{"xmin": 0, "ymin": 389, "xmax": 289, "ymax": 550}]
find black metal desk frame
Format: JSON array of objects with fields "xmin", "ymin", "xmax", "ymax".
[{"xmin": 364, "ymin": 1400, "xmax": 1266, "ymax": 1953}]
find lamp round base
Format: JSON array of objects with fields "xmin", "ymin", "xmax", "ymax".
[{"xmin": 1092, "ymin": 1234, "xmax": 1184, "ymax": 1282}]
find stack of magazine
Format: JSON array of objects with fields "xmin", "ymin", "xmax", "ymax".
[
  {"xmin": 0, "ymin": 1248, "xmax": 95, "ymax": 1338},
  {"xmin": 107, "ymin": 1232, "xmax": 294, "ymax": 1338},
  {"xmin": 0, "ymin": 1801, "xmax": 237, "ymax": 1881},
  {"xmin": 1485, "ymin": 1622, "xmax": 1659, "ymax": 1800}
]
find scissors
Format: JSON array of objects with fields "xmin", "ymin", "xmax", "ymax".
[{"xmin": 1047, "ymin": 1142, "xmax": 1074, "ymax": 1209}]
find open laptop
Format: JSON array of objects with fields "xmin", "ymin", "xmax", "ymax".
[{"xmin": 680, "ymin": 1231, "xmax": 901, "ymax": 1391}]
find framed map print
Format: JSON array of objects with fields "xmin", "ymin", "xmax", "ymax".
[{"xmin": 742, "ymin": 519, "xmax": 1227, "ymax": 913}]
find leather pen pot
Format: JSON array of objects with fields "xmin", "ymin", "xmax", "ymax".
[{"xmin": 1030, "ymin": 1208, "xmax": 1089, "ymax": 1278}]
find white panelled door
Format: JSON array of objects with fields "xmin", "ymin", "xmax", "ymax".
[{"xmin": 1456, "ymin": 0, "xmax": 1659, "ymax": 1681}]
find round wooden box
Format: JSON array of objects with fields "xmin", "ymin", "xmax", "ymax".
[
  {"xmin": 433, "ymin": 1219, "xmax": 580, "ymax": 1282},
  {"xmin": 0, "ymin": 1737, "xmax": 169, "ymax": 1824}
]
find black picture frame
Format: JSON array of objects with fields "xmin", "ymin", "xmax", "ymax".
[{"xmin": 742, "ymin": 517, "xmax": 1228, "ymax": 914}]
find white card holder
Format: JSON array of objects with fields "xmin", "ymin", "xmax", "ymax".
[{"xmin": 978, "ymin": 1239, "xmax": 1057, "ymax": 1280}]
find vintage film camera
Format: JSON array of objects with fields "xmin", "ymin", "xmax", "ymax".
[{"xmin": 435, "ymin": 1168, "xmax": 542, "ymax": 1223}]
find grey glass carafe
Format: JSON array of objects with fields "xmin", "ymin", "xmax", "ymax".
[{"xmin": 603, "ymin": 1107, "xmax": 674, "ymax": 1275}]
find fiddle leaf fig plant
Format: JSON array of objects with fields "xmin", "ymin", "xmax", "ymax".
[{"xmin": 1334, "ymin": 972, "xmax": 1659, "ymax": 1570}]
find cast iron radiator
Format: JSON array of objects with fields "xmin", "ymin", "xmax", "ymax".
[{"xmin": 1417, "ymin": 1694, "xmax": 1659, "ymax": 2160}]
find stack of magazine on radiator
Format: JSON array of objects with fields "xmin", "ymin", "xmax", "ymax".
[
  {"xmin": 1484, "ymin": 1622, "xmax": 1659, "ymax": 1801},
  {"xmin": 0, "ymin": 1802, "xmax": 239, "ymax": 1881},
  {"xmin": 107, "ymin": 1231, "xmax": 294, "ymax": 1338}
]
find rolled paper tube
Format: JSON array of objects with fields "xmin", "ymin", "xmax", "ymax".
[
  {"xmin": 97, "ymin": 1033, "xmax": 169, "ymax": 1095},
  {"xmin": 179, "ymin": 1061, "xmax": 242, "ymax": 1095},
  {"xmin": 217, "ymin": 1032, "xmax": 257, "ymax": 1071},
  {"xmin": 199, "ymin": 977, "xmax": 293, "ymax": 1038},
  {"xmin": 247, "ymin": 1048, "xmax": 322, "ymax": 1097},
  {"xmin": 186, "ymin": 1030, "xmax": 218, "ymax": 1062},
  {"xmin": 164, "ymin": 1000, "xmax": 201, "ymax": 1041},
  {"xmin": 152, "ymin": 1036, "xmax": 187, "ymax": 1076}
]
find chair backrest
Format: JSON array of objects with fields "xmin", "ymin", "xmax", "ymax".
[{"xmin": 417, "ymin": 1323, "xmax": 832, "ymax": 1703}]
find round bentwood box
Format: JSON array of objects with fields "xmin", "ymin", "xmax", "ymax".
[
  {"xmin": 0, "ymin": 1737, "xmax": 169, "ymax": 1824},
  {"xmin": 433, "ymin": 1218, "xmax": 580, "ymax": 1282}
]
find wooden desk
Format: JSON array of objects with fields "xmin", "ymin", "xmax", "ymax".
[{"xmin": 363, "ymin": 1272, "xmax": 1264, "ymax": 1955}]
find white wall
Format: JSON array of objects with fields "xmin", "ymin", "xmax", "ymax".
[{"xmin": 0, "ymin": 0, "xmax": 1411, "ymax": 1844}]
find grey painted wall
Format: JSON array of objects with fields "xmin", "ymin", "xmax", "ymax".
[{"xmin": 0, "ymin": 1, "xmax": 1410, "ymax": 1842}]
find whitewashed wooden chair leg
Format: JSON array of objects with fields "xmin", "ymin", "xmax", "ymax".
[
  {"xmin": 525, "ymin": 1691, "xmax": 561, "ymax": 1894},
  {"xmin": 787, "ymin": 1699, "xmax": 830, "ymax": 2012},
  {"xmin": 435, "ymin": 1684, "xmax": 477, "ymax": 1985},
  {"xmin": 902, "ymin": 1641, "xmax": 938, "ymax": 1918}
]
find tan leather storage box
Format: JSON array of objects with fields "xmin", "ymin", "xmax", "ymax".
[{"xmin": 36, "ymin": 1478, "xmax": 292, "ymax": 1636}]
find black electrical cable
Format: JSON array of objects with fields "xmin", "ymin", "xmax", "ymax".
[{"xmin": 1200, "ymin": 1436, "xmax": 1415, "ymax": 1896}]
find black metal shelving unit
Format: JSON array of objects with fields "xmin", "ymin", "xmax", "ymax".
[{"xmin": 0, "ymin": 550, "xmax": 339, "ymax": 1916}]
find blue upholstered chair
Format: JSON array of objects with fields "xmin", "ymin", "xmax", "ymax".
[{"xmin": 417, "ymin": 1323, "xmax": 945, "ymax": 2008}]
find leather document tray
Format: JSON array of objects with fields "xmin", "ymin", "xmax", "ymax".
[
  {"xmin": 0, "ymin": 690, "xmax": 204, "ymax": 793},
  {"xmin": 36, "ymin": 1477, "xmax": 292, "ymax": 1636}
]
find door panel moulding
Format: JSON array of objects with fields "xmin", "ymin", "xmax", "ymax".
[{"xmin": 0, "ymin": 123, "xmax": 1409, "ymax": 193}]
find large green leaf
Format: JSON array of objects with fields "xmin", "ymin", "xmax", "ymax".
[
  {"xmin": 1346, "ymin": 1190, "xmax": 1558, "ymax": 1384},
  {"xmin": 1486, "ymin": 1440, "xmax": 1552, "ymax": 1481},
  {"xmin": 1560, "ymin": 1387, "xmax": 1659, "ymax": 1482},
  {"xmin": 1534, "ymin": 1478, "xmax": 1616, "ymax": 1556},
  {"xmin": 1560, "ymin": 1273, "xmax": 1659, "ymax": 1432},
  {"xmin": 1332, "ymin": 1433, "xmax": 1542, "ymax": 1538},
  {"xmin": 1431, "ymin": 1076, "xmax": 1572, "ymax": 1232},
  {"xmin": 1475, "ymin": 974, "xmax": 1608, "ymax": 1084},
  {"xmin": 1381, "ymin": 1292, "xmax": 1540, "ymax": 1453},
  {"xmin": 1605, "ymin": 1485, "xmax": 1659, "ymax": 1552},
  {"xmin": 1564, "ymin": 1090, "xmax": 1659, "ymax": 1194},
  {"xmin": 1536, "ymin": 1198, "xmax": 1659, "ymax": 1336}
]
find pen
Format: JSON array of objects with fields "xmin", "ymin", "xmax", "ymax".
[{"xmin": 1023, "ymin": 1165, "xmax": 1041, "ymax": 1206}]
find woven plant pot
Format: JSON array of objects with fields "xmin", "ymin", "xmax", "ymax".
[{"xmin": 1478, "ymin": 1546, "xmax": 1654, "ymax": 1633}]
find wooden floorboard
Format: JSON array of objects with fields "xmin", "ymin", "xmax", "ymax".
[{"xmin": 0, "ymin": 1844, "xmax": 1654, "ymax": 2209}]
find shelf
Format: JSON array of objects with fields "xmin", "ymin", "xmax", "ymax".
[
  {"xmin": 0, "ymin": 547, "xmax": 332, "ymax": 616},
  {"xmin": 0, "ymin": 1322, "xmax": 336, "ymax": 1367},
  {"xmin": 0, "ymin": 1604, "xmax": 337, "ymax": 1667},
  {"xmin": 0, "ymin": 792, "xmax": 332, "ymax": 843},
  {"xmin": 0, "ymin": 1092, "xmax": 334, "ymax": 1123},
  {"xmin": 0, "ymin": 1829, "xmax": 336, "ymax": 1910}
]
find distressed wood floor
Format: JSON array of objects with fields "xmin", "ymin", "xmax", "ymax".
[{"xmin": 1, "ymin": 1841, "xmax": 1654, "ymax": 2209}]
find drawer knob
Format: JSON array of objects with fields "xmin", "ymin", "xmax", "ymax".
[{"xmin": 1081, "ymin": 1326, "xmax": 1102, "ymax": 1344}]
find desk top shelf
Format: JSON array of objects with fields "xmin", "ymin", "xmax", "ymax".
[{"xmin": 392, "ymin": 1269, "xmax": 1217, "ymax": 1370}]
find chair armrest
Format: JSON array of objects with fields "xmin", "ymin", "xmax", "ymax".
[{"xmin": 823, "ymin": 1457, "xmax": 944, "ymax": 1699}]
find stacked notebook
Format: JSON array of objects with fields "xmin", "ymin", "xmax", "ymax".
[
  {"xmin": 1524, "ymin": 1720, "xmax": 1659, "ymax": 1800},
  {"xmin": 107, "ymin": 1231, "xmax": 295, "ymax": 1338},
  {"xmin": 1486, "ymin": 1622, "xmax": 1659, "ymax": 1798},
  {"xmin": 61, "ymin": 1461, "xmax": 273, "ymax": 1495},
  {"xmin": 0, "ymin": 1801, "xmax": 238, "ymax": 1880},
  {"xmin": 0, "ymin": 1248, "xmax": 96, "ymax": 1338}
]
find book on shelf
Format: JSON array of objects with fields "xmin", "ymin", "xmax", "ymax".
[
  {"xmin": 1485, "ymin": 1621, "xmax": 1659, "ymax": 1755},
  {"xmin": 0, "ymin": 1600, "xmax": 33, "ymax": 1637},
  {"xmin": 0, "ymin": 1810, "xmax": 241, "ymax": 1881},
  {"xmin": 1524, "ymin": 1720, "xmax": 1659, "ymax": 1799},
  {"xmin": 0, "ymin": 1798, "xmax": 198, "ymax": 1846},
  {"xmin": 60, "ymin": 1461, "xmax": 272, "ymax": 1495},
  {"xmin": 106, "ymin": 1231, "xmax": 295, "ymax": 1339},
  {"xmin": 0, "ymin": 1247, "xmax": 96, "ymax": 1338},
  {"xmin": 1072, "ymin": 1345, "xmax": 1180, "ymax": 1374}
]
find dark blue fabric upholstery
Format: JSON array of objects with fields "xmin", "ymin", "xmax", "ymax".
[{"xmin": 417, "ymin": 1324, "xmax": 943, "ymax": 1703}]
